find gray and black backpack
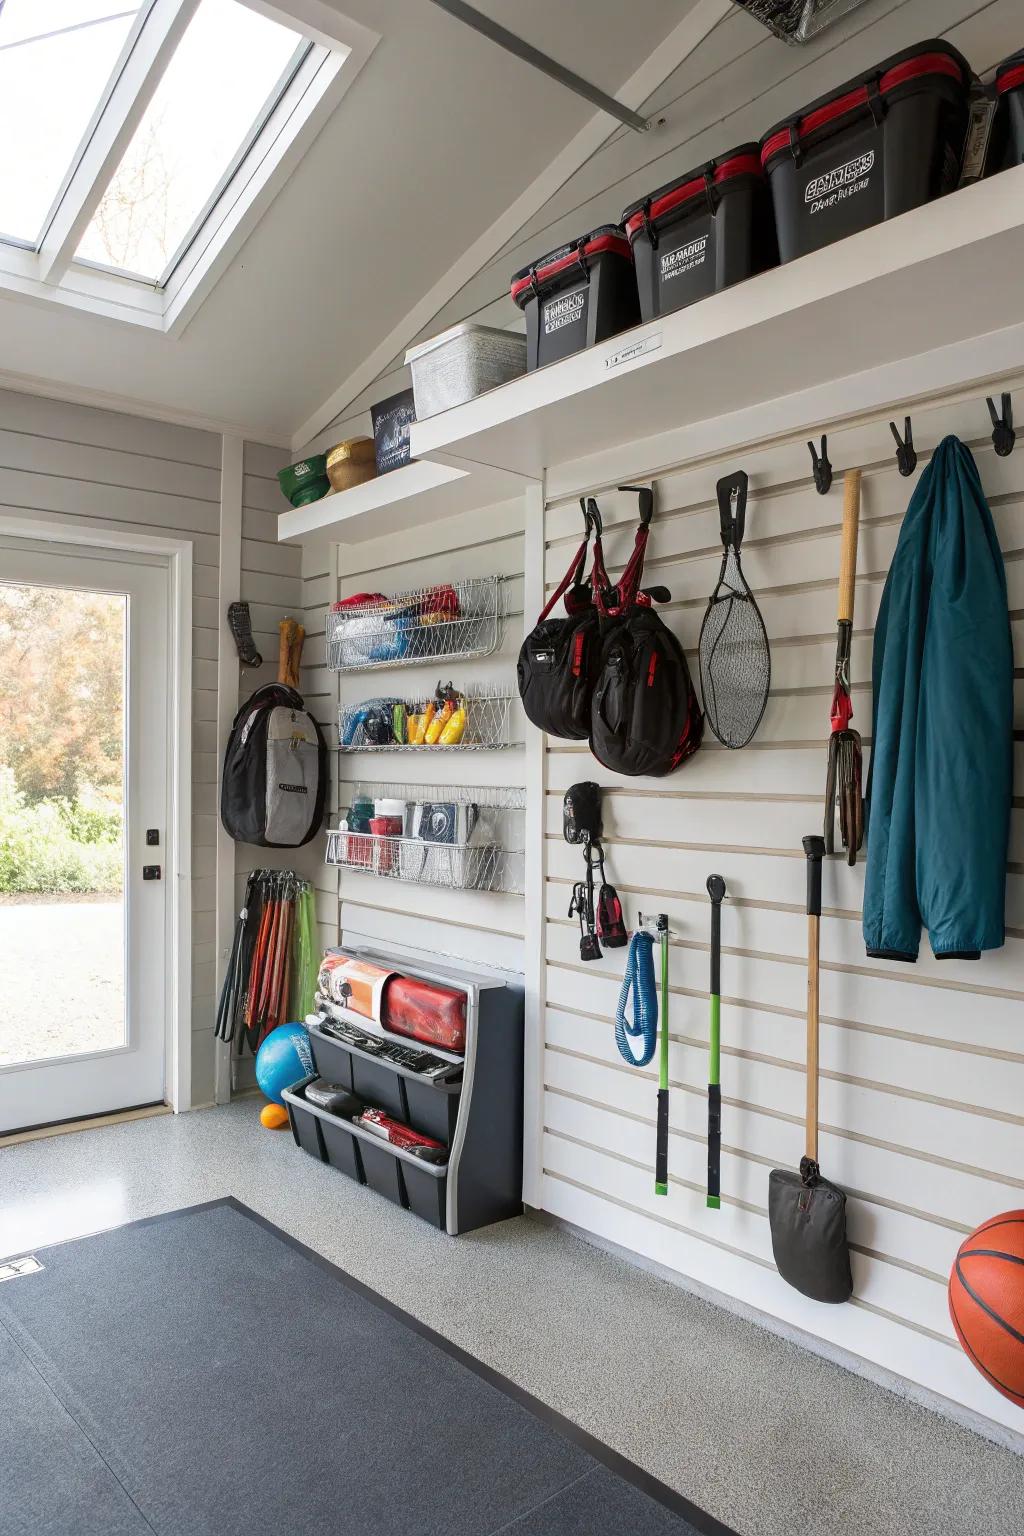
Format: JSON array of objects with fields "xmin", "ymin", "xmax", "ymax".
[{"xmin": 220, "ymin": 684, "xmax": 327, "ymax": 847}]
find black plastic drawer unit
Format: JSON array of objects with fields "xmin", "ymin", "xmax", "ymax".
[{"xmin": 285, "ymin": 946, "xmax": 524, "ymax": 1235}]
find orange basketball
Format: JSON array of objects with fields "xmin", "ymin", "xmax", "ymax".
[{"xmin": 948, "ymin": 1211, "xmax": 1024, "ymax": 1408}]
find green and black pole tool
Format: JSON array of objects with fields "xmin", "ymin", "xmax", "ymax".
[
  {"xmin": 654, "ymin": 913, "xmax": 670, "ymax": 1198},
  {"xmin": 706, "ymin": 875, "xmax": 726, "ymax": 1209}
]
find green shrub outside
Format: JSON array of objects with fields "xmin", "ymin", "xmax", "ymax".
[{"xmin": 0, "ymin": 769, "xmax": 123, "ymax": 895}]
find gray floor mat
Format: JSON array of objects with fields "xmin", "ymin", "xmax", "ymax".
[{"xmin": 0, "ymin": 1200, "xmax": 733, "ymax": 1536}]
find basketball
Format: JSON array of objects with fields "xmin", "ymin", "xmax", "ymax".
[{"xmin": 948, "ymin": 1211, "xmax": 1024, "ymax": 1407}]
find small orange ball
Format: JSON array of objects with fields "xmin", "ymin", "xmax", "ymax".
[{"xmin": 260, "ymin": 1102, "xmax": 290, "ymax": 1131}]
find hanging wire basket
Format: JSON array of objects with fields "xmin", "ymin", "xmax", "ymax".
[
  {"xmin": 338, "ymin": 682, "xmax": 519, "ymax": 752},
  {"xmin": 327, "ymin": 576, "xmax": 506, "ymax": 673},
  {"xmin": 326, "ymin": 782, "xmax": 525, "ymax": 894}
]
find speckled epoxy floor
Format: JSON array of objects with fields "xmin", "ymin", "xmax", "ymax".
[{"xmin": 1, "ymin": 1100, "xmax": 1021, "ymax": 1536}]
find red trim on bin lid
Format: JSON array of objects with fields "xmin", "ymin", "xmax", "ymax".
[
  {"xmin": 623, "ymin": 152, "xmax": 763, "ymax": 241},
  {"xmin": 760, "ymin": 50, "xmax": 966, "ymax": 167},
  {"xmin": 510, "ymin": 231, "xmax": 632, "ymax": 306},
  {"xmin": 997, "ymin": 62, "xmax": 1024, "ymax": 95}
]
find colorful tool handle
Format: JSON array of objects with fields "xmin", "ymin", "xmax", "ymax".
[
  {"xmin": 655, "ymin": 916, "xmax": 669, "ymax": 1196},
  {"xmin": 802, "ymin": 836, "xmax": 826, "ymax": 1163},
  {"xmin": 706, "ymin": 874, "xmax": 726, "ymax": 1209},
  {"xmin": 837, "ymin": 470, "xmax": 861, "ymax": 625}
]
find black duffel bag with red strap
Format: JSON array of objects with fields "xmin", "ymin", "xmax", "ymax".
[
  {"xmin": 517, "ymin": 503, "xmax": 603, "ymax": 740},
  {"xmin": 589, "ymin": 488, "xmax": 703, "ymax": 777}
]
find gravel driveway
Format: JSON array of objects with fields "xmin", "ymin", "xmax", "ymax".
[{"xmin": 0, "ymin": 897, "xmax": 124, "ymax": 1067}]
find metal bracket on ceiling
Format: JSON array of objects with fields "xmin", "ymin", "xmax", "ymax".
[{"xmin": 425, "ymin": 0, "xmax": 652, "ymax": 133}]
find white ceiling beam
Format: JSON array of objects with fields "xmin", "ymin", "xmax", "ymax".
[
  {"xmin": 291, "ymin": 0, "xmax": 734, "ymax": 451},
  {"xmin": 36, "ymin": 0, "xmax": 202, "ymax": 286}
]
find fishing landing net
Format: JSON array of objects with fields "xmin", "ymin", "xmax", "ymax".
[{"xmin": 698, "ymin": 545, "xmax": 771, "ymax": 750}]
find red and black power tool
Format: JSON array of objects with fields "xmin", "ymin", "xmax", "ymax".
[{"xmin": 564, "ymin": 782, "xmax": 626, "ymax": 962}]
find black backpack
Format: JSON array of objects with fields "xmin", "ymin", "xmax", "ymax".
[
  {"xmin": 221, "ymin": 683, "xmax": 328, "ymax": 847},
  {"xmin": 589, "ymin": 491, "xmax": 703, "ymax": 778},
  {"xmin": 517, "ymin": 504, "xmax": 603, "ymax": 740}
]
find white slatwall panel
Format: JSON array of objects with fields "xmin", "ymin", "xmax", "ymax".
[
  {"xmin": 0, "ymin": 387, "xmax": 222, "ymax": 1106},
  {"xmin": 537, "ymin": 391, "xmax": 1024, "ymax": 1437},
  {"xmin": 316, "ymin": 499, "xmax": 528, "ymax": 970}
]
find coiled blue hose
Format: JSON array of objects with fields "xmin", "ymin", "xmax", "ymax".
[{"xmin": 615, "ymin": 930, "xmax": 659, "ymax": 1067}]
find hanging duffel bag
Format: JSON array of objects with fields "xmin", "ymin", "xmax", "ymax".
[
  {"xmin": 517, "ymin": 503, "xmax": 603, "ymax": 740},
  {"xmin": 589, "ymin": 490, "xmax": 704, "ymax": 778},
  {"xmin": 221, "ymin": 683, "xmax": 328, "ymax": 847}
]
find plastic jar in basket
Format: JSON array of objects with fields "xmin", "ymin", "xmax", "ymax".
[{"xmin": 370, "ymin": 799, "xmax": 405, "ymax": 875}]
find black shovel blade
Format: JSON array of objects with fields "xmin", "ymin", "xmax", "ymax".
[{"xmin": 768, "ymin": 1168, "xmax": 853, "ymax": 1304}]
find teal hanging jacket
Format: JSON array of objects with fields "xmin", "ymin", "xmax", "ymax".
[{"xmin": 863, "ymin": 436, "xmax": 1013, "ymax": 962}]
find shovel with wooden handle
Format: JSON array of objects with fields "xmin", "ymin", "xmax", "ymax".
[
  {"xmin": 768, "ymin": 836, "xmax": 853, "ymax": 1304},
  {"xmin": 824, "ymin": 470, "xmax": 864, "ymax": 863}
]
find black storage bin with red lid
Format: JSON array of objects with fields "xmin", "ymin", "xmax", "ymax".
[
  {"xmin": 987, "ymin": 50, "xmax": 1024, "ymax": 174},
  {"xmin": 760, "ymin": 40, "xmax": 972, "ymax": 264},
  {"xmin": 622, "ymin": 146, "xmax": 778, "ymax": 322},
  {"xmin": 511, "ymin": 225, "xmax": 639, "ymax": 369}
]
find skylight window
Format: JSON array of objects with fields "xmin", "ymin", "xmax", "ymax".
[
  {"xmin": 0, "ymin": 1, "xmax": 142, "ymax": 246},
  {"xmin": 76, "ymin": 0, "xmax": 306, "ymax": 282},
  {"xmin": 0, "ymin": 1, "xmax": 371, "ymax": 332}
]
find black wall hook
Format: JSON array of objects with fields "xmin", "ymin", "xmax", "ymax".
[
  {"xmin": 619, "ymin": 484, "xmax": 654, "ymax": 526},
  {"xmin": 890, "ymin": 417, "xmax": 917, "ymax": 477},
  {"xmin": 986, "ymin": 393, "xmax": 1015, "ymax": 458},
  {"xmin": 808, "ymin": 436, "xmax": 833, "ymax": 495},
  {"xmin": 579, "ymin": 495, "xmax": 602, "ymax": 536}
]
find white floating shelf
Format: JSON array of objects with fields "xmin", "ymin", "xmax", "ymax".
[
  {"xmin": 410, "ymin": 169, "xmax": 1024, "ymax": 484},
  {"xmin": 277, "ymin": 456, "xmax": 529, "ymax": 544}
]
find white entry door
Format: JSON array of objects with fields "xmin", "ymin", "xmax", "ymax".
[{"xmin": 0, "ymin": 538, "xmax": 171, "ymax": 1133}]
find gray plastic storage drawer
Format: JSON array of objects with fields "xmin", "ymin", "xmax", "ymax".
[{"xmin": 284, "ymin": 1076, "xmax": 326, "ymax": 1162}]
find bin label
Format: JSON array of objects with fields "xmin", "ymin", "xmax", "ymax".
[
  {"xmin": 660, "ymin": 235, "xmax": 709, "ymax": 283},
  {"xmin": 543, "ymin": 289, "xmax": 586, "ymax": 336},
  {"xmin": 804, "ymin": 149, "xmax": 875, "ymax": 215},
  {"xmin": 604, "ymin": 334, "xmax": 662, "ymax": 371}
]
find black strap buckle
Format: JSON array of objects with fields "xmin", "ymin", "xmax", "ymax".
[
  {"xmin": 865, "ymin": 74, "xmax": 885, "ymax": 128},
  {"xmin": 639, "ymin": 199, "xmax": 658, "ymax": 250},
  {"xmin": 787, "ymin": 122, "xmax": 803, "ymax": 168},
  {"xmin": 572, "ymin": 238, "xmax": 590, "ymax": 284},
  {"xmin": 526, "ymin": 265, "xmax": 541, "ymax": 300},
  {"xmin": 703, "ymin": 161, "xmax": 719, "ymax": 215}
]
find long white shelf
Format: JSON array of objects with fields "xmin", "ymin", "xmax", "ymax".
[
  {"xmin": 410, "ymin": 168, "xmax": 1024, "ymax": 484},
  {"xmin": 277, "ymin": 455, "xmax": 528, "ymax": 544}
]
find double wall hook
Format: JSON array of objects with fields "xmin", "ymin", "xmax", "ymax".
[
  {"xmin": 986, "ymin": 393, "xmax": 1015, "ymax": 458},
  {"xmin": 890, "ymin": 417, "xmax": 917, "ymax": 477},
  {"xmin": 579, "ymin": 495, "xmax": 603, "ymax": 536},
  {"xmin": 808, "ymin": 436, "xmax": 833, "ymax": 495}
]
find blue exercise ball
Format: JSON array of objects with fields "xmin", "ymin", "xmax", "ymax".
[{"xmin": 255, "ymin": 1022, "xmax": 314, "ymax": 1105}]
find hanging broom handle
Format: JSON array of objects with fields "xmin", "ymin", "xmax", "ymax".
[
  {"xmin": 837, "ymin": 470, "xmax": 861, "ymax": 625},
  {"xmin": 803, "ymin": 835, "xmax": 825, "ymax": 1164}
]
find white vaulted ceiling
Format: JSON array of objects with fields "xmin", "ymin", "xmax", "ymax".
[{"xmin": 0, "ymin": 0, "xmax": 1016, "ymax": 446}]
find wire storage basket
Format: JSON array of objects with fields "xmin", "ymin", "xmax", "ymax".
[
  {"xmin": 339, "ymin": 682, "xmax": 519, "ymax": 752},
  {"xmin": 327, "ymin": 577, "xmax": 506, "ymax": 673},
  {"xmin": 326, "ymin": 783, "xmax": 525, "ymax": 895}
]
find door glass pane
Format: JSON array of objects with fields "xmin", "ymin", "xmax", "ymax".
[
  {"xmin": 76, "ymin": 0, "xmax": 304, "ymax": 280},
  {"xmin": 0, "ymin": 582, "xmax": 126, "ymax": 1067},
  {"xmin": 0, "ymin": 1, "xmax": 142, "ymax": 246}
]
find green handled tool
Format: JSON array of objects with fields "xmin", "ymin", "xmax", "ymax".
[
  {"xmin": 706, "ymin": 875, "xmax": 726, "ymax": 1209},
  {"xmin": 653, "ymin": 913, "xmax": 670, "ymax": 1197}
]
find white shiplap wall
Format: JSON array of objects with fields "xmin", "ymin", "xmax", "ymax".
[
  {"xmin": 536, "ymin": 390, "xmax": 1024, "ymax": 1439},
  {"xmin": 310, "ymin": 500, "xmax": 528, "ymax": 969},
  {"xmin": 0, "ymin": 388, "xmax": 223, "ymax": 1107}
]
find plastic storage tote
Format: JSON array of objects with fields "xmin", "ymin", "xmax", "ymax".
[
  {"xmin": 760, "ymin": 40, "xmax": 972, "ymax": 263},
  {"xmin": 405, "ymin": 323, "xmax": 527, "ymax": 418},
  {"xmin": 622, "ymin": 145, "xmax": 778, "ymax": 321},
  {"xmin": 988, "ymin": 51, "xmax": 1024, "ymax": 174},
  {"xmin": 511, "ymin": 225, "xmax": 639, "ymax": 369}
]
